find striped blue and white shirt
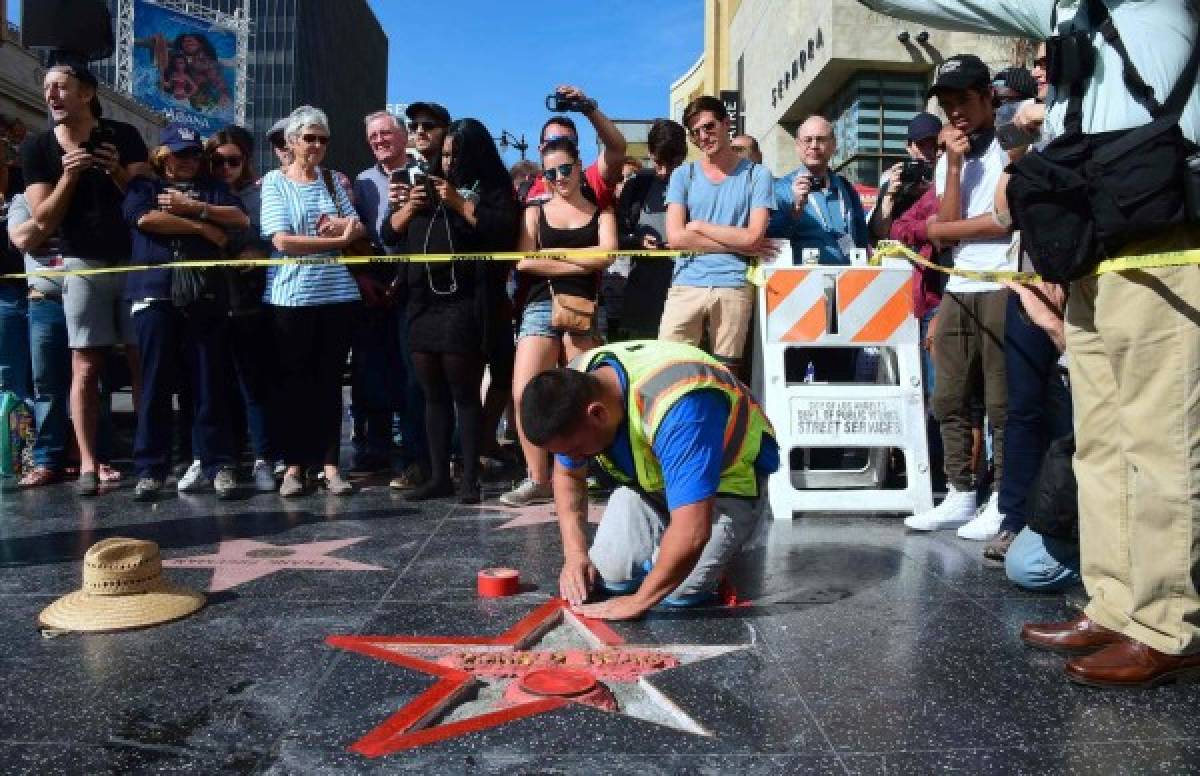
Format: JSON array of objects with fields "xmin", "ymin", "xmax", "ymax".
[{"xmin": 259, "ymin": 168, "xmax": 362, "ymax": 307}]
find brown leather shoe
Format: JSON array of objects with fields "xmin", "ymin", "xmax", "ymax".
[
  {"xmin": 1020, "ymin": 613, "xmax": 1125, "ymax": 655},
  {"xmin": 1065, "ymin": 640, "xmax": 1200, "ymax": 688}
]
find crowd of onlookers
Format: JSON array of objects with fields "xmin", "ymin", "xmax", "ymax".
[{"xmin": 0, "ymin": 40, "xmax": 1161, "ymax": 600}]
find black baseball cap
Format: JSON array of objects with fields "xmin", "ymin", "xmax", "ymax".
[
  {"xmin": 405, "ymin": 102, "xmax": 451, "ymax": 127},
  {"xmin": 906, "ymin": 112, "xmax": 943, "ymax": 142},
  {"xmin": 926, "ymin": 55, "xmax": 991, "ymax": 99}
]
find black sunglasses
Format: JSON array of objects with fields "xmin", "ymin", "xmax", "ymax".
[
  {"xmin": 407, "ymin": 120, "xmax": 443, "ymax": 132},
  {"xmin": 211, "ymin": 153, "xmax": 244, "ymax": 167},
  {"xmin": 301, "ymin": 133, "xmax": 329, "ymax": 145},
  {"xmin": 542, "ymin": 162, "xmax": 575, "ymax": 182},
  {"xmin": 171, "ymin": 148, "xmax": 203, "ymax": 159},
  {"xmin": 688, "ymin": 119, "xmax": 721, "ymax": 139}
]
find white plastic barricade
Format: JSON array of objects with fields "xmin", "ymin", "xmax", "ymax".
[{"xmin": 755, "ymin": 263, "xmax": 933, "ymax": 519}]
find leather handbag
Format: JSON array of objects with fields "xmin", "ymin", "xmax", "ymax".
[{"xmin": 548, "ymin": 280, "xmax": 597, "ymax": 334}]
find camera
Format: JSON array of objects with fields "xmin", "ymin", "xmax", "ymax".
[
  {"xmin": 807, "ymin": 174, "xmax": 827, "ymax": 191},
  {"xmin": 545, "ymin": 93, "xmax": 597, "ymax": 114},
  {"xmin": 898, "ymin": 159, "xmax": 933, "ymax": 186}
]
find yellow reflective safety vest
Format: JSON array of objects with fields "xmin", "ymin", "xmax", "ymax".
[{"xmin": 569, "ymin": 341, "xmax": 776, "ymax": 499}]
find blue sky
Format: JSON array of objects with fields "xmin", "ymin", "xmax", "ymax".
[{"xmin": 368, "ymin": 0, "xmax": 703, "ymax": 164}]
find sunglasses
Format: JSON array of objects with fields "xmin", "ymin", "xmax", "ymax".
[
  {"xmin": 688, "ymin": 120, "xmax": 721, "ymax": 139},
  {"xmin": 301, "ymin": 133, "xmax": 329, "ymax": 145},
  {"xmin": 407, "ymin": 120, "xmax": 443, "ymax": 132},
  {"xmin": 542, "ymin": 162, "xmax": 575, "ymax": 182},
  {"xmin": 731, "ymin": 144, "xmax": 748, "ymax": 154},
  {"xmin": 211, "ymin": 153, "xmax": 243, "ymax": 168},
  {"xmin": 171, "ymin": 148, "xmax": 203, "ymax": 160}
]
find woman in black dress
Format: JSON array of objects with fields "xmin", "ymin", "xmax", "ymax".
[{"xmin": 383, "ymin": 118, "xmax": 518, "ymax": 503}]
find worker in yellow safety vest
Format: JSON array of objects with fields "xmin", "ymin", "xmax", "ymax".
[{"xmin": 519, "ymin": 340, "xmax": 778, "ymax": 621}]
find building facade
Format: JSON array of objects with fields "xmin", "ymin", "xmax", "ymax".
[
  {"xmin": 87, "ymin": 0, "xmax": 387, "ymax": 176},
  {"xmin": 674, "ymin": 0, "xmax": 1022, "ymax": 182}
]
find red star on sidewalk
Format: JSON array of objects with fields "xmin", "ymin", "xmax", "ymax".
[{"xmin": 326, "ymin": 598, "xmax": 748, "ymax": 757}]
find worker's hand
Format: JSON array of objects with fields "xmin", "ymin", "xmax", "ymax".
[
  {"xmin": 559, "ymin": 553, "xmax": 597, "ymax": 606},
  {"xmin": 573, "ymin": 594, "xmax": 650, "ymax": 622}
]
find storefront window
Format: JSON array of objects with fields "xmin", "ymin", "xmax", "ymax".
[{"xmin": 824, "ymin": 72, "xmax": 927, "ymax": 185}]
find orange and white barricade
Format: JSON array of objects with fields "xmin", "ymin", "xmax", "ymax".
[{"xmin": 754, "ymin": 260, "xmax": 933, "ymax": 519}]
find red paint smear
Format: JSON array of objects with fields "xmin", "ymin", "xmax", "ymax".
[{"xmin": 352, "ymin": 698, "xmax": 568, "ymax": 757}]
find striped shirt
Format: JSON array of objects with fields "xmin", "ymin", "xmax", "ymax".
[{"xmin": 259, "ymin": 167, "xmax": 361, "ymax": 307}]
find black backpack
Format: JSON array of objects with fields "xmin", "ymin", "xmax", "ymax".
[
  {"xmin": 1007, "ymin": 0, "xmax": 1200, "ymax": 282},
  {"xmin": 1024, "ymin": 435, "xmax": 1079, "ymax": 542}
]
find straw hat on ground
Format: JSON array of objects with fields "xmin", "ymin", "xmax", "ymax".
[{"xmin": 38, "ymin": 538, "xmax": 205, "ymax": 633}]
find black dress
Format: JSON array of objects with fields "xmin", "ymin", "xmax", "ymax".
[{"xmin": 382, "ymin": 186, "xmax": 518, "ymax": 354}]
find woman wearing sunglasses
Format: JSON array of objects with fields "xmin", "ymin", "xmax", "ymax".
[
  {"xmin": 259, "ymin": 105, "xmax": 367, "ymax": 498},
  {"xmin": 206, "ymin": 125, "xmax": 278, "ymax": 493},
  {"xmin": 383, "ymin": 118, "xmax": 519, "ymax": 504},
  {"xmin": 501, "ymin": 137, "xmax": 617, "ymax": 507},
  {"xmin": 121, "ymin": 123, "xmax": 249, "ymax": 501}
]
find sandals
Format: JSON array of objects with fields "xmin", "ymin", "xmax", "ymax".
[
  {"xmin": 19, "ymin": 467, "xmax": 58, "ymax": 488},
  {"xmin": 98, "ymin": 463, "xmax": 122, "ymax": 483}
]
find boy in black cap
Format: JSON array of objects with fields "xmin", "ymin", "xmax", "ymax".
[{"xmin": 903, "ymin": 53, "xmax": 1016, "ymax": 542}]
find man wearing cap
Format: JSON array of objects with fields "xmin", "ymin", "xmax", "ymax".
[
  {"xmin": 768, "ymin": 115, "xmax": 868, "ymax": 266},
  {"xmin": 903, "ymin": 54, "xmax": 1015, "ymax": 541},
  {"xmin": 20, "ymin": 54, "xmax": 153, "ymax": 496},
  {"xmin": 519, "ymin": 340, "xmax": 779, "ymax": 621},
  {"xmin": 873, "ymin": 112, "xmax": 945, "ymax": 402}
]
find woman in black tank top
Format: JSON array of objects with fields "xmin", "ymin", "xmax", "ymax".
[{"xmin": 501, "ymin": 137, "xmax": 617, "ymax": 506}]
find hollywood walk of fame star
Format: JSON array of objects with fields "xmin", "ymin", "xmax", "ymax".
[
  {"xmin": 326, "ymin": 598, "xmax": 750, "ymax": 757},
  {"xmin": 475, "ymin": 500, "xmax": 604, "ymax": 530},
  {"xmin": 163, "ymin": 538, "xmax": 385, "ymax": 592}
]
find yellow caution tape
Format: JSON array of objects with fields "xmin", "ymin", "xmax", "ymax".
[
  {"xmin": 872, "ymin": 240, "xmax": 1200, "ymax": 283},
  {"xmin": 2, "ymin": 249, "xmax": 695, "ymax": 280}
]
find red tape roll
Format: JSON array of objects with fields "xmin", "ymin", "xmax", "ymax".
[{"xmin": 477, "ymin": 567, "xmax": 520, "ymax": 598}]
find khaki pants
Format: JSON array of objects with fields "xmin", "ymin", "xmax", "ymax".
[
  {"xmin": 658, "ymin": 284, "xmax": 755, "ymax": 362},
  {"xmin": 931, "ymin": 290, "xmax": 1008, "ymax": 490},
  {"xmin": 1068, "ymin": 258, "xmax": 1200, "ymax": 656}
]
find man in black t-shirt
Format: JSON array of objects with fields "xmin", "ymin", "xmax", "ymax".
[{"xmin": 20, "ymin": 55, "xmax": 152, "ymax": 496}]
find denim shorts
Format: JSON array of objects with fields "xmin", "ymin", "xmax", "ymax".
[{"xmin": 518, "ymin": 298, "xmax": 606, "ymax": 341}]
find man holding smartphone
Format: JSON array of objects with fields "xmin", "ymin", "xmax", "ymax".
[{"xmin": 21, "ymin": 53, "xmax": 153, "ymax": 496}]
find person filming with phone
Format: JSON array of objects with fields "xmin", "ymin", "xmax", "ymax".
[{"xmin": 20, "ymin": 52, "xmax": 154, "ymax": 497}]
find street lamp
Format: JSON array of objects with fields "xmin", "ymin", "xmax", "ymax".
[{"xmin": 496, "ymin": 130, "xmax": 529, "ymax": 160}]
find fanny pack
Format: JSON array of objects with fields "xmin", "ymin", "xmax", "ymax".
[
  {"xmin": 1006, "ymin": 0, "xmax": 1200, "ymax": 282},
  {"xmin": 548, "ymin": 280, "xmax": 597, "ymax": 333}
]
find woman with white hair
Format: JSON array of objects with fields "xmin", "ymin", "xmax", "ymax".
[{"xmin": 260, "ymin": 105, "xmax": 367, "ymax": 497}]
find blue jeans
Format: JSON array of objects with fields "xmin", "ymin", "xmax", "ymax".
[
  {"xmin": 27, "ymin": 297, "xmax": 70, "ymax": 469},
  {"xmin": 0, "ymin": 285, "xmax": 32, "ymax": 400},
  {"xmin": 395, "ymin": 302, "xmax": 428, "ymax": 469},
  {"xmin": 999, "ymin": 293, "xmax": 1073, "ymax": 533},
  {"xmin": 133, "ymin": 302, "xmax": 232, "ymax": 480},
  {"xmin": 1005, "ymin": 526, "xmax": 1081, "ymax": 592},
  {"xmin": 352, "ymin": 305, "xmax": 399, "ymax": 460},
  {"xmin": 920, "ymin": 307, "xmax": 938, "ymax": 396}
]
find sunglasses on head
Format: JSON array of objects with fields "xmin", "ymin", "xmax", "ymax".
[
  {"xmin": 301, "ymin": 133, "xmax": 329, "ymax": 145},
  {"xmin": 211, "ymin": 153, "xmax": 243, "ymax": 167},
  {"xmin": 407, "ymin": 120, "xmax": 442, "ymax": 132},
  {"xmin": 542, "ymin": 162, "xmax": 575, "ymax": 182}
]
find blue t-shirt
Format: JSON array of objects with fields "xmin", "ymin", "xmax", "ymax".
[
  {"xmin": 665, "ymin": 159, "xmax": 775, "ymax": 288},
  {"xmin": 556, "ymin": 357, "xmax": 779, "ymax": 510},
  {"xmin": 768, "ymin": 169, "xmax": 868, "ymax": 266}
]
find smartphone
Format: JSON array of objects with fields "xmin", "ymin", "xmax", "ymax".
[
  {"xmin": 389, "ymin": 168, "xmax": 407, "ymax": 185},
  {"xmin": 84, "ymin": 123, "xmax": 116, "ymax": 156}
]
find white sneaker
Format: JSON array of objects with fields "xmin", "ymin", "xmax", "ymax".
[
  {"xmin": 905, "ymin": 485, "xmax": 977, "ymax": 532},
  {"xmin": 957, "ymin": 491, "xmax": 1005, "ymax": 541},
  {"xmin": 177, "ymin": 460, "xmax": 212, "ymax": 493}
]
